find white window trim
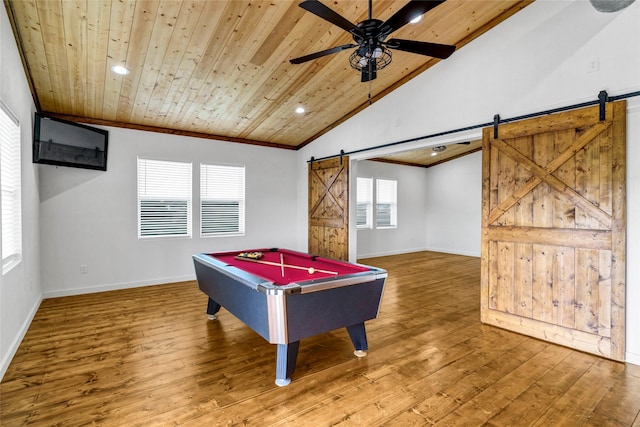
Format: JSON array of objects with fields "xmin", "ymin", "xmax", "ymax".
[
  {"xmin": 137, "ymin": 157, "xmax": 192, "ymax": 239},
  {"xmin": 375, "ymin": 178, "xmax": 398, "ymax": 229},
  {"xmin": 200, "ymin": 163, "xmax": 245, "ymax": 237},
  {"xmin": 1, "ymin": 101, "xmax": 22, "ymax": 275},
  {"xmin": 356, "ymin": 177, "xmax": 373, "ymax": 229}
]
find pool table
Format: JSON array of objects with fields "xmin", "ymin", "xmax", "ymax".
[{"xmin": 192, "ymin": 248, "xmax": 387, "ymax": 386}]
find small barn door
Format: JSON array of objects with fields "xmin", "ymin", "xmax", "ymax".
[
  {"xmin": 308, "ymin": 157, "xmax": 349, "ymax": 260},
  {"xmin": 481, "ymin": 101, "xmax": 626, "ymax": 361}
]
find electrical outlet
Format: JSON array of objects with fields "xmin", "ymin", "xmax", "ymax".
[{"xmin": 81, "ymin": 265, "xmax": 88, "ymax": 274}]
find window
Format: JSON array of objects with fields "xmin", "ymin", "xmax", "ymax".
[
  {"xmin": 356, "ymin": 177, "xmax": 373, "ymax": 229},
  {"xmin": 376, "ymin": 178, "xmax": 397, "ymax": 228},
  {"xmin": 1, "ymin": 102, "xmax": 22, "ymax": 274},
  {"xmin": 137, "ymin": 158, "xmax": 192, "ymax": 238},
  {"xmin": 200, "ymin": 163, "xmax": 245, "ymax": 236}
]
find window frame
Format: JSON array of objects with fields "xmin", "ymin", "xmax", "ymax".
[
  {"xmin": 356, "ymin": 177, "xmax": 373, "ymax": 229},
  {"xmin": 200, "ymin": 162, "xmax": 245, "ymax": 237},
  {"xmin": 137, "ymin": 157, "xmax": 193, "ymax": 239},
  {"xmin": 1, "ymin": 101, "xmax": 22, "ymax": 274},
  {"xmin": 375, "ymin": 178, "xmax": 397, "ymax": 229}
]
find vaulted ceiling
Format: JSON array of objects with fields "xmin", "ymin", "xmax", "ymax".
[{"xmin": 6, "ymin": 0, "xmax": 533, "ymax": 154}]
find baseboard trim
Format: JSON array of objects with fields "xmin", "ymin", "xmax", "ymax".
[
  {"xmin": 358, "ymin": 247, "xmax": 480, "ymax": 259},
  {"xmin": 0, "ymin": 295, "xmax": 42, "ymax": 382},
  {"xmin": 423, "ymin": 246, "xmax": 481, "ymax": 258},
  {"xmin": 626, "ymin": 351, "xmax": 640, "ymax": 366},
  {"xmin": 358, "ymin": 247, "xmax": 429, "ymax": 259},
  {"xmin": 42, "ymin": 275, "xmax": 196, "ymax": 299}
]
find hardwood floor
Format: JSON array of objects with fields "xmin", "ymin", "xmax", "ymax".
[{"xmin": 1, "ymin": 251, "xmax": 639, "ymax": 426}]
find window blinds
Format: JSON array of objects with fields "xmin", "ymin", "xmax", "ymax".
[
  {"xmin": 1, "ymin": 103, "xmax": 22, "ymax": 274},
  {"xmin": 356, "ymin": 177, "xmax": 373, "ymax": 228},
  {"xmin": 137, "ymin": 158, "xmax": 192, "ymax": 237},
  {"xmin": 200, "ymin": 164, "xmax": 245, "ymax": 236},
  {"xmin": 376, "ymin": 178, "xmax": 397, "ymax": 228}
]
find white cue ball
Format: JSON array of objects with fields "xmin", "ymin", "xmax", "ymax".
[{"xmin": 308, "ymin": 267, "xmax": 316, "ymax": 274}]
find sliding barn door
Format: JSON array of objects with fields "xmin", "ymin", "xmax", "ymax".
[
  {"xmin": 308, "ymin": 157, "xmax": 349, "ymax": 260},
  {"xmin": 481, "ymin": 101, "xmax": 626, "ymax": 361}
]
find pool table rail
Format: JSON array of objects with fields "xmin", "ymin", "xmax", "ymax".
[{"xmin": 193, "ymin": 252, "xmax": 387, "ymax": 295}]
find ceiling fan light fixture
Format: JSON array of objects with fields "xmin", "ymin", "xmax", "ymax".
[
  {"xmin": 349, "ymin": 45, "xmax": 392, "ymax": 72},
  {"xmin": 410, "ymin": 15, "xmax": 423, "ymax": 24},
  {"xmin": 290, "ymin": 0, "xmax": 456, "ymax": 82}
]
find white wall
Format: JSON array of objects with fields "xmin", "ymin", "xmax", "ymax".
[
  {"xmin": 355, "ymin": 160, "xmax": 429, "ymax": 258},
  {"xmin": 424, "ymin": 151, "xmax": 482, "ymax": 257},
  {"xmin": 297, "ymin": 0, "xmax": 640, "ymax": 364},
  {"xmin": 0, "ymin": 6, "xmax": 41, "ymax": 380},
  {"xmin": 356, "ymin": 151, "xmax": 482, "ymax": 259},
  {"xmin": 39, "ymin": 128, "xmax": 299, "ymax": 297}
]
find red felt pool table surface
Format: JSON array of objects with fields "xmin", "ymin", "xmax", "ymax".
[{"xmin": 207, "ymin": 248, "xmax": 370, "ymax": 285}]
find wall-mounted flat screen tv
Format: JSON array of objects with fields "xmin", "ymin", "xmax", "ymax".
[{"xmin": 33, "ymin": 113, "xmax": 108, "ymax": 171}]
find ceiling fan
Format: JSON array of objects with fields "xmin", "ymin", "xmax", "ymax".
[{"xmin": 290, "ymin": 0, "xmax": 457, "ymax": 82}]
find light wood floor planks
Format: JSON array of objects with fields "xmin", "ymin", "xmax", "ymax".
[{"xmin": 1, "ymin": 251, "xmax": 639, "ymax": 426}]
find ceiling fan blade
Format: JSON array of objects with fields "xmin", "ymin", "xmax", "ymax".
[
  {"xmin": 361, "ymin": 60, "xmax": 377, "ymax": 83},
  {"xmin": 290, "ymin": 44, "xmax": 357, "ymax": 64},
  {"xmin": 379, "ymin": 0, "xmax": 446, "ymax": 36},
  {"xmin": 385, "ymin": 38, "xmax": 455, "ymax": 59},
  {"xmin": 299, "ymin": 0, "xmax": 362, "ymax": 35}
]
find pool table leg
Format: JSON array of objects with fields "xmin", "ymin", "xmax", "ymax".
[
  {"xmin": 206, "ymin": 298, "xmax": 222, "ymax": 320},
  {"xmin": 275, "ymin": 341, "xmax": 300, "ymax": 387},
  {"xmin": 346, "ymin": 322, "xmax": 369, "ymax": 357}
]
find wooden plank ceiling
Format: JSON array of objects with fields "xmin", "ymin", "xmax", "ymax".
[
  {"xmin": 370, "ymin": 139, "xmax": 482, "ymax": 168},
  {"xmin": 5, "ymin": 0, "xmax": 533, "ymax": 161}
]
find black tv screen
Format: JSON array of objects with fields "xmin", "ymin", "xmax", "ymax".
[{"xmin": 33, "ymin": 113, "xmax": 108, "ymax": 171}]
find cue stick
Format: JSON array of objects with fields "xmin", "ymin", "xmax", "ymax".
[
  {"xmin": 234, "ymin": 256, "xmax": 339, "ymax": 275},
  {"xmin": 280, "ymin": 253, "xmax": 285, "ymax": 277}
]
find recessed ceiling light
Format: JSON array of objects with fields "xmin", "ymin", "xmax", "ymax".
[
  {"xmin": 111, "ymin": 65, "xmax": 130, "ymax": 75},
  {"xmin": 295, "ymin": 106, "xmax": 305, "ymax": 114},
  {"xmin": 431, "ymin": 145, "xmax": 446, "ymax": 156},
  {"xmin": 410, "ymin": 15, "xmax": 423, "ymax": 24}
]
